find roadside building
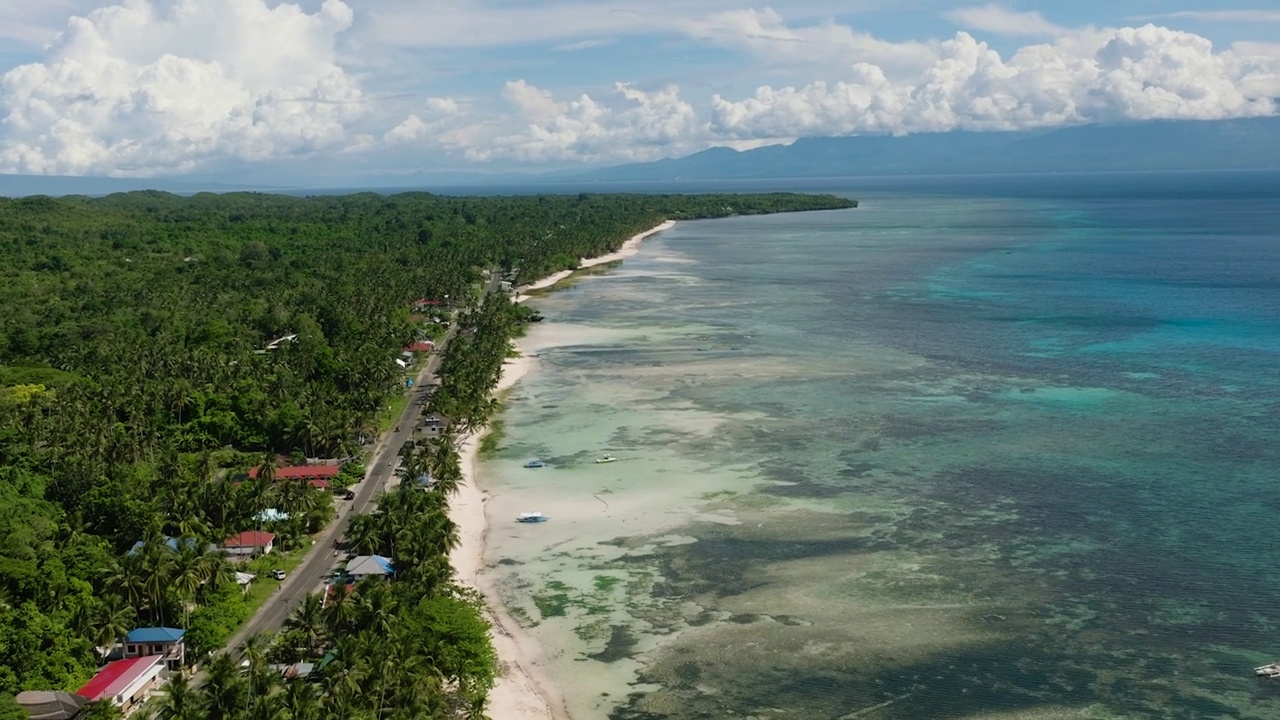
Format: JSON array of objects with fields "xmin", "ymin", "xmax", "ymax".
[
  {"xmin": 75, "ymin": 655, "xmax": 165, "ymax": 716},
  {"xmin": 247, "ymin": 464, "xmax": 339, "ymax": 490},
  {"xmin": 14, "ymin": 691, "xmax": 86, "ymax": 720},
  {"xmin": 222, "ymin": 530, "xmax": 275, "ymax": 558},
  {"xmin": 345, "ymin": 555, "xmax": 394, "ymax": 582},
  {"xmin": 126, "ymin": 535, "xmax": 209, "ymax": 556},
  {"xmin": 123, "ymin": 627, "xmax": 185, "ymax": 671}
]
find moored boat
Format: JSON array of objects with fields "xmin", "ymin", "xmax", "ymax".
[
  {"xmin": 517, "ymin": 512, "xmax": 548, "ymax": 523},
  {"xmin": 595, "ymin": 455, "xmax": 617, "ymax": 464},
  {"xmin": 523, "ymin": 459, "xmax": 545, "ymax": 468}
]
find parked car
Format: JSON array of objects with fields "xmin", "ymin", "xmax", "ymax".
[
  {"xmin": 269, "ymin": 570, "xmax": 286, "ymax": 581},
  {"xmin": 343, "ymin": 490, "xmax": 356, "ymax": 500}
]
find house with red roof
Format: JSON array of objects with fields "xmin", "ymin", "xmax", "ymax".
[
  {"xmin": 321, "ymin": 581, "xmax": 356, "ymax": 609},
  {"xmin": 247, "ymin": 464, "xmax": 339, "ymax": 490},
  {"xmin": 76, "ymin": 655, "xmax": 165, "ymax": 715},
  {"xmin": 404, "ymin": 340, "xmax": 435, "ymax": 353},
  {"xmin": 222, "ymin": 530, "xmax": 275, "ymax": 558}
]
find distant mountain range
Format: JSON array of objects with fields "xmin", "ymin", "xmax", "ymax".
[
  {"xmin": 1, "ymin": 117, "xmax": 1277, "ymax": 197},
  {"xmin": 574, "ymin": 117, "xmax": 1280, "ymax": 182}
]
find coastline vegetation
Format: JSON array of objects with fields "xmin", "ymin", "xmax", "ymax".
[{"xmin": 0, "ymin": 189, "xmax": 854, "ymax": 717}]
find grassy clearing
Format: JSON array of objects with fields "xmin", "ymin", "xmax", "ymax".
[{"xmin": 376, "ymin": 385, "xmax": 412, "ymax": 434}]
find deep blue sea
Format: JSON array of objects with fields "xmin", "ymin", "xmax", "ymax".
[{"xmin": 483, "ymin": 171, "xmax": 1280, "ymax": 719}]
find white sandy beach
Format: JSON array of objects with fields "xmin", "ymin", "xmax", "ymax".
[
  {"xmin": 514, "ymin": 220, "xmax": 676, "ymax": 302},
  {"xmin": 448, "ymin": 220, "xmax": 674, "ymax": 720}
]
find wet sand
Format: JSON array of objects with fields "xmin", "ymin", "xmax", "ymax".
[{"xmin": 447, "ymin": 220, "xmax": 675, "ymax": 719}]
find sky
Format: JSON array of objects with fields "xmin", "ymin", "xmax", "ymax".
[{"xmin": 0, "ymin": 0, "xmax": 1277, "ymax": 182}]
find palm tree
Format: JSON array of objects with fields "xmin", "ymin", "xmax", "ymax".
[
  {"xmin": 200, "ymin": 653, "xmax": 248, "ymax": 720},
  {"xmin": 345, "ymin": 514, "xmax": 382, "ymax": 557},
  {"xmin": 201, "ymin": 552, "xmax": 238, "ymax": 594},
  {"xmin": 321, "ymin": 583, "xmax": 356, "ymax": 635},
  {"xmin": 353, "ymin": 582, "xmax": 397, "ymax": 637},
  {"xmin": 138, "ymin": 538, "xmax": 177, "ymax": 624},
  {"xmin": 104, "ymin": 557, "xmax": 148, "ymax": 616},
  {"xmin": 240, "ymin": 633, "xmax": 276, "ymax": 719},
  {"xmin": 421, "ymin": 434, "xmax": 463, "ymax": 496},
  {"xmin": 89, "ymin": 595, "xmax": 136, "ymax": 660},
  {"xmin": 151, "ymin": 671, "xmax": 199, "ymax": 720},
  {"xmin": 170, "ymin": 548, "xmax": 206, "ymax": 628},
  {"xmin": 284, "ymin": 593, "xmax": 327, "ymax": 655},
  {"xmin": 284, "ymin": 680, "xmax": 322, "ymax": 720}
]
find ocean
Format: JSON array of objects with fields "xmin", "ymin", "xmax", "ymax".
[{"xmin": 479, "ymin": 171, "xmax": 1280, "ymax": 719}]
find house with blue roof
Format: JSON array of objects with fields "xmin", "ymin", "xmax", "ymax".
[
  {"xmin": 124, "ymin": 627, "xmax": 185, "ymax": 670},
  {"xmin": 345, "ymin": 555, "xmax": 394, "ymax": 582},
  {"xmin": 126, "ymin": 536, "xmax": 210, "ymax": 556}
]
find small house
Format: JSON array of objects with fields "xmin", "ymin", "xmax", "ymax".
[
  {"xmin": 222, "ymin": 531, "xmax": 275, "ymax": 558},
  {"xmin": 76, "ymin": 655, "xmax": 165, "ymax": 715},
  {"xmin": 248, "ymin": 464, "xmax": 339, "ymax": 490},
  {"xmin": 15, "ymin": 691, "xmax": 86, "ymax": 720},
  {"xmin": 268, "ymin": 662, "xmax": 316, "ymax": 682},
  {"xmin": 254, "ymin": 508, "xmax": 290, "ymax": 524},
  {"xmin": 124, "ymin": 627, "xmax": 185, "ymax": 671},
  {"xmin": 345, "ymin": 555, "xmax": 393, "ymax": 582},
  {"xmin": 265, "ymin": 334, "xmax": 297, "ymax": 351},
  {"xmin": 126, "ymin": 536, "xmax": 208, "ymax": 557}
]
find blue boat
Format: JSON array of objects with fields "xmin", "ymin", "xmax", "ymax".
[
  {"xmin": 523, "ymin": 460, "xmax": 545, "ymax": 468},
  {"xmin": 517, "ymin": 512, "xmax": 548, "ymax": 523}
]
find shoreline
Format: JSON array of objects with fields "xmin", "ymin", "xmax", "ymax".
[
  {"xmin": 514, "ymin": 220, "xmax": 676, "ymax": 302},
  {"xmin": 448, "ymin": 219, "xmax": 675, "ymax": 720}
]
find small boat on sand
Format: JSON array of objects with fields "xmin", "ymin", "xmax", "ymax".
[
  {"xmin": 523, "ymin": 460, "xmax": 545, "ymax": 468},
  {"xmin": 517, "ymin": 512, "xmax": 548, "ymax": 523},
  {"xmin": 595, "ymin": 455, "xmax": 617, "ymax": 464}
]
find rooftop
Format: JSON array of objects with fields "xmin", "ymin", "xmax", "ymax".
[
  {"xmin": 223, "ymin": 530, "xmax": 275, "ymax": 548},
  {"xmin": 76, "ymin": 656, "xmax": 163, "ymax": 702},
  {"xmin": 345, "ymin": 555, "xmax": 394, "ymax": 576},
  {"xmin": 15, "ymin": 691, "xmax": 86, "ymax": 720},
  {"xmin": 126, "ymin": 627, "xmax": 185, "ymax": 643},
  {"xmin": 248, "ymin": 464, "xmax": 340, "ymax": 480}
]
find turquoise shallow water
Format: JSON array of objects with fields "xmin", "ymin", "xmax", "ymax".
[{"xmin": 483, "ymin": 174, "xmax": 1280, "ymax": 719}]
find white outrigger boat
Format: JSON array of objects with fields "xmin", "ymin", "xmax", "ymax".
[
  {"xmin": 517, "ymin": 512, "xmax": 549, "ymax": 524},
  {"xmin": 595, "ymin": 455, "xmax": 617, "ymax": 464}
]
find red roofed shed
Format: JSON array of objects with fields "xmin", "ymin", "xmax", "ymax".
[
  {"xmin": 223, "ymin": 530, "xmax": 275, "ymax": 557},
  {"xmin": 249, "ymin": 465, "xmax": 340, "ymax": 480},
  {"xmin": 76, "ymin": 655, "xmax": 165, "ymax": 712}
]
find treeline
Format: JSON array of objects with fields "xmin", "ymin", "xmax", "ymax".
[
  {"xmin": 149, "ymin": 300, "xmax": 518, "ymax": 720},
  {"xmin": 0, "ymin": 189, "xmax": 854, "ymax": 710}
]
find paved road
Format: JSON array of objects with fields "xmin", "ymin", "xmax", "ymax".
[
  {"xmin": 223, "ymin": 275, "xmax": 500, "ymax": 657},
  {"xmin": 222, "ymin": 339, "xmax": 449, "ymax": 656}
]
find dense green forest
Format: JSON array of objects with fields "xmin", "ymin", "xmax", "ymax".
[{"xmin": 0, "ymin": 189, "xmax": 854, "ymax": 717}]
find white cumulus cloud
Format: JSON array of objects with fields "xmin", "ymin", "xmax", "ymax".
[
  {"xmin": 0, "ymin": 0, "xmax": 364, "ymax": 176},
  {"xmin": 945, "ymin": 4, "xmax": 1069, "ymax": 37},
  {"xmin": 383, "ymin": 98, "xmax": 464, "ymax": 145},
  {"xmin": 705, "ymin": 25, "xmax": 1277, "ymax": 141},
  {"xmin": 465, "ymin": 80, "xmax": 707, "ymax": 163},
  {"xmin": 465, "ymin": 20, "xmax": 1278, "ymax": 165},
  {"xmin": 681, "ymin": 8, "xmax": 937, "ymax": 79}
]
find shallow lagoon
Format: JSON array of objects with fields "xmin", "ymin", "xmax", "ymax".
[{"xmin": 481, "ymin": 181, "xmax": 1280, "ymax": 719}]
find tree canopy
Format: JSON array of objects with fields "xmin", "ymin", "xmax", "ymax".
[{"xmin": 0, "ymin": 189, "xmax": 854, "ymax": 713}]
